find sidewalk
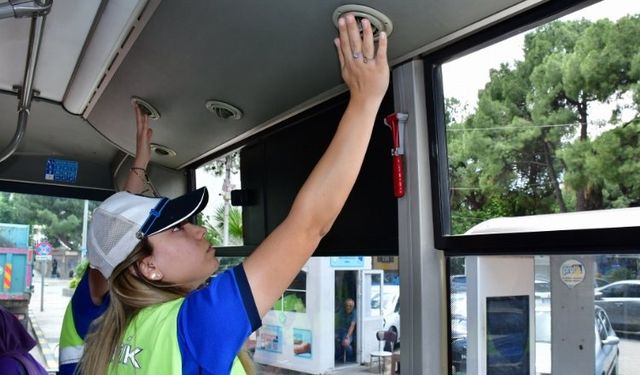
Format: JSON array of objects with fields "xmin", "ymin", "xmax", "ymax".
[{"xmin": 29, "ymin": 270, "xmax": 71, "ymax": 373}]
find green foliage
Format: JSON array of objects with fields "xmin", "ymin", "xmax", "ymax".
[
  {"xmin": 0, "ymin": 192, "xmax": 97, "ymax": 250},
  {"xmin": 197, "ymin": 204, "xmax": 244, "ymax": 274},
  {"xmin": 198, "ymin": 204, "xmax": 243, "ymax": 247},
  {"xmin": 69, "ymin": 259, "xmax": 89, "ymax": 289},
  {"xmin": 447, "ymin": 15, "xmax": 640, "ymax": 233},
  {"xmin": 605, "ymin": 267, "xmax": 636, "ymax": 283}
]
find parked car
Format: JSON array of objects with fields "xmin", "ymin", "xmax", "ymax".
[
  {"xmin": 451, "ymin": 313, "xmax": 467, "ymax": 374},
  {"xmin": 535, "ymin": 279, "xmax": 551, "ymax": 303},
  {"xmin": 594, "ymin": 277, "xmax": 610, "ymax": 288},
  {"xmin": 449, "ymin": 297, "xmax": 618, "ymax": 375},
  {"xmin": 535, "ymin": 305, "xmax": 619, "ymax": 375},
  {"xmin": 595, "ymin": 279, "xmax": 640, "ymax": 333},
  {"xmin": 381, "ymin": 285, "xmax": 401, "ymax": 343},
  {"xmin": 451, "ymin": 275, "xmax": 467, "ymax": 292}
]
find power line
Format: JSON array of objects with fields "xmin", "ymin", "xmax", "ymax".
[{"xmin": 447, "ymin": 123, "xmax": 580, "ymax": 132}]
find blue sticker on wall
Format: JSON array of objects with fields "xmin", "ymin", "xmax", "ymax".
[
  {"xmin": 330, "ymin": 257, "xmax": 364, "ymax": 268},
  {"xmin": 45, "ymin": 159, "xmax": 78, "ymax": 183}
]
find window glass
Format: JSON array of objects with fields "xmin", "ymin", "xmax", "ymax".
[
  {"xmin": 602, "ymin": 284, "xmax": 625, "ymax": 298},
  {"xmin": 272, "ymin": 271, "xmax": 307, "ymax": 313},
  {"xmin": 253, "ymin": 256, "xmax": 400, "ymax": 373},
  {"xmin": 450, "ymin": 253, "xmax": 637, "ymax": 375},
  {"xmin": 195, "ymin": 152, "xmax": 243, "ymax": 246},
  {"xmin": 441, "ymin": 0, "xmax": 640, "ymax": 235},
  {"xmin": 627, "ymin": 284, "xmax": 640, "ymax": 298}
]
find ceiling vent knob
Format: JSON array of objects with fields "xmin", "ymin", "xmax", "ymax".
[
  {"xmin": 332, "ymin": 5, "xmax": 393, "ymax": 40},
  {"xmin": 205, "ymin": 100, "xmax": 243, "ymax": 120},
  {"xmin": 150, "ymin": 143, "xmax": 176, "ymax": 157},
  {"xmin": 131, "ymin": 96, "xmax": 160, "ymax": 120}
]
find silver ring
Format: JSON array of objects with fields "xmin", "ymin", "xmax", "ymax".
[{"xmin": 352, "ymin": 51, "xmax": 362, "ymax": 59}]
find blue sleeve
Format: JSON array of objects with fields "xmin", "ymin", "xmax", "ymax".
[
  {"xmin": 58, "ymin": 363, "xmax": 76, "ymax": 375},
  {"xmin": 71, "ymin": 271, "xmax": 110, "ymax": 339},
  {"xmin": 178, "ymin": 264, "xmax": 261, "ymax": 374}
]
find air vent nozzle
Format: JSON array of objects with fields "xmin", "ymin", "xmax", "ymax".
[
  {"xmin": 332, "ymin": 5, "xmax": 393, "ymax": 40},
  {"xmin": 205, "ymin": 100, "xmax": 243, "ymax": 120},
  {"xmin": 131, "ymin": 96, "xmax": 160, "ymax": 120},
  {"xmin": 150, "ymin": 143, "xmax": 176, "ymax": 157}
]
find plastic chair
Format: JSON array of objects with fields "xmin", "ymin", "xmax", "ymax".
[{"xmin": 370, "ymin": 330, "xmax": 397, "ymax": 374}]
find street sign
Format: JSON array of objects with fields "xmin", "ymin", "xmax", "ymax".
[
  {"xmin": 34, "ymin": 241, "xmax": 53, "ymax": 256},
  {"xmin": 35, "ymin": 255, "xmax": 52, "ymax": 261}
]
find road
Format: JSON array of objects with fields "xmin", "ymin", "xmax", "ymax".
[
  {"xmin": 619, "ymin": 335, "xmax": 640, "ymax": 375},
  {"xmin": 29, "ymin": 270, "xmax": 70, "ymax": 373}
]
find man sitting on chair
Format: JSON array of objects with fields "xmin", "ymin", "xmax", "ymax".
[{"xmin": 335, "ymin": 298, "xmax": 357, "ymax": 362}]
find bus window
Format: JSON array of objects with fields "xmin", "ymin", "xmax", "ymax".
[{"xmin": 440, "ymin": 0, "xmax": 640, "ymax": 236}]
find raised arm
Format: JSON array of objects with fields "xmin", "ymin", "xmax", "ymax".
[
  {"xmin": 124, "ymin": 104, "xmax": 153, "ymax": 193},
  {"xmin": 89, "ymin": 104, "xmax": 153, "ymax": 304},
  {"xmin": 243, "ymin": 14, "xmax": 389, "ymax": 317}
]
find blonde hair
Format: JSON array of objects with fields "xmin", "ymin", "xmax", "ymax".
[
  {"xmin": 78, "ymin": 239, "xmax": 254, "ymax": 375},
  {"xmin": 79, "ymin": 239, "xmax": 187, "ymax": 375}
]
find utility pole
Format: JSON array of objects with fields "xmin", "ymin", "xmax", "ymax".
[
  {"xmin": 222, "ymin": 155, "xmax": 232, "ymax": 246},
  {"xmin": 81, "ymin": 199, "xmax": 89, "ymax": 259}
]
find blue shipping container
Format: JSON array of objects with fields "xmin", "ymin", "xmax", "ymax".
[{"xmin": 0, "ymin": 223, "xmax": 30, "ymax": 249}]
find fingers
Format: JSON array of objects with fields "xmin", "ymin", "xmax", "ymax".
[
  {"xmin": 346, "ymin": 15, "xmax": 362, "ymax": 59},
  {"xmin": 337, "ymin": 16, "xmax": 352, "ymax": 61},
  {"xmin": 361, "ymin": 19, "xmax": 374, "ymax": 61},
  {"xmin": 375, "ymin": 31, "xmax": 388, "ymax": 65},
  {"xmin": 133, "ymin": 103, "xmax": 149, "ymax": 134},
  {"xmin": 337, "ymin": 14, "xmax": 382, "ymax": 64},
  {"xmin": 334, "ymin": 38, "xmax": 345, "ymax": 69}
]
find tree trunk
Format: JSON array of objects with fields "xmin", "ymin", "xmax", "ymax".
[
  {"xmin": 541, "ymin": 134, "xmax": 567, "ymax": 212},
  {"xmin": 575, "ymin": 99, "xmax": 589, "ymax": 211}
]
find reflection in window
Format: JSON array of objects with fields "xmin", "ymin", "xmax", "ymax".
[
  {"xmin": 273, "ymin": 271, "xmax": 307, "ymax": 313},
  {"xmin": 442, "ymin": 0, "xmax": 640, "ymax": 234},
  {"xmin": 195, "ymin": 152, "xmax": 243, "ymax": 246}
]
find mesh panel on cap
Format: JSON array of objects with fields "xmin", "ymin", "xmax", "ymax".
[{"xmin": 91, "ymin": 207, "xmax": 137, "ymax": 262}]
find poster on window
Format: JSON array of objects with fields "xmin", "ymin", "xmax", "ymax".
[
  {"xmin": 486, "ymin": 295, "xmax": 530, "ymax": 375},
  {"xmin": 257, "ymin": 325, "xmax": 283, "ymax": 353},
  {"xmin": 293, "ymin": 328, "xmax": 312, "ymax": 359}
]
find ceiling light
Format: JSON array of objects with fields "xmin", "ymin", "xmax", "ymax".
[
  {"xmin": 131, "ymin": 96, "xmax": 160, "ymax": 120},
  {"xmin": 151, "ymin": 143, "xmax": 175, "ymax": 157},
  {"xmin": 332, "ymin": 5, "xmax": 393, "ymax": 40},
  {"xmin": 205, "ymin": 100, "xmax": 243, "ymax": 120}
]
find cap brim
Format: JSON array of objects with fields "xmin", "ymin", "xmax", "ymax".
[{"xmin": 146, "ymin": 187, "xmax": 209, "ymax": 236}]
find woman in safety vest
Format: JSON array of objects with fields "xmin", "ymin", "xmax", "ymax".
[{"xmin": 79, "ymin": 14, "xmax": 389, "ymax": 374}]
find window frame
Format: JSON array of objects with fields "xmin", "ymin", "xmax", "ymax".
[{"xmin": 423, "ymin": 0, "xmax": 640, "ymax": 255}]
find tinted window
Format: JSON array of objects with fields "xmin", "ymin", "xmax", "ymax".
[
  {"xmin": 627, "ymin": 284, "xmax": 640, "ymax": 298},
  {"xmin": 602, "ymin": 285, "xmax": 625, "ymax": 298}
]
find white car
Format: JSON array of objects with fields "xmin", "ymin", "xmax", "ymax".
[
  {"xmin": 380, "ymin": 285, "xmax": 401, "ymax": 342},
  {"xmin": 535, "ymin": 305, "xmax": 619, "ymax": 375}
]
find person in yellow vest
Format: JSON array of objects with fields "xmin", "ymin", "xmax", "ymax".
[
  {"xmin": 78, "ymin": 14, "xmax": 389, "ymax": 375},
  {"xmin": 58, "ymin": 103, "xmax": 152, "ymax": 375}
]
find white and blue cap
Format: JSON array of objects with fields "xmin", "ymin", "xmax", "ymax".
[{"xmin": 88, "ymin": 187, "xmax": 209, "ymax": 278}]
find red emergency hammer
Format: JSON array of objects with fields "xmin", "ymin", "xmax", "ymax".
[{"xmin": 384, "ymin": 113, "xmax": 409, "ymax": 198}]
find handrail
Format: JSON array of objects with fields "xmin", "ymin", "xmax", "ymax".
[
  {"xmin": 0, "ymin": 0, "xmax": 51, "ymax": 20},
  {"xmin": 0, "ymin": 0, "xmax": 51, "ymax": 163}
]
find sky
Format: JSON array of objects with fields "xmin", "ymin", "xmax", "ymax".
[{"xmin": 442, "ymin": 0, "xmax": 640, "ymax": 116}]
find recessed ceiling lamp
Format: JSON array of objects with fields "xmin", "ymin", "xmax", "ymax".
[
  {"xmin": 151, "ymin": 143, "xmax": 176, "ymax": 157},
  {"xmin": 332, "ymin": 5, "xmax": 393, "ymax": 40},
  {"xmin": 205, "ymin": 100, "xmax": 243, "ymax": 120},
  {"xmin": 131, "ymin": 96, "xmax": 160, "ymax": 120}
]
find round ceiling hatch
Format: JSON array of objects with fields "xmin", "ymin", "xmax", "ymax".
[
  {"xmin": 131, "ymin": 96, "xmax": 160, "ymax": 120},
  {"xmin": 332, "ymin": 5, "xmax": 393, "ymax": 40},
  {"xmin": 205, "ymin": 100, "xmax": 243, "ymax": 120}
]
